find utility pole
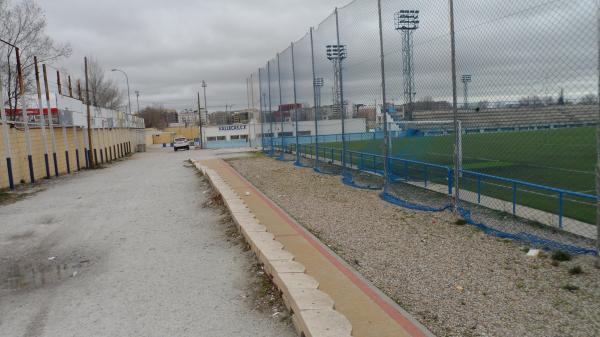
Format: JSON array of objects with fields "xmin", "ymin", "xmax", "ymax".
[
  {"xmin": 202, "ymin": 80, "xmax": 208, "ymax": 125},
  {"xmin": 56, "ymin": 70, "xmax": 62, "ymax": 95},
  {"xmin": 77, "ymin": 80, "xmax": 82, "ymax": 101},
  {"xmin": 85, "ymin": 57, "xmax": 95, "ymax": 168},
  {"xmin": 68, "ymin": 75, "xmax": 73, "ymax": 97},
  {"xmin": 197, "ymin": 92, "xmax": 204, "ymax": 149}
]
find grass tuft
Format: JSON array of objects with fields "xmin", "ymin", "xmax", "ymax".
[
  {"xmin": 455, "ymin": 219, "xmax": 467, "ymax": 226},
  {"xmin": 562, "ymin": 284, "xmax": 579, "ymax": 292},
  {"xmin": 568, "ymin": 266, "xmax": 583, "ymax": 275},
  {"xmin": 551, "ymin": 251, "xmax": 572, "ymax": 262}
]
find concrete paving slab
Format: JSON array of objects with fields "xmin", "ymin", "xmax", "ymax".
[{"xmin": 197, "ymin": 158, "xmax": 435, "ymax": 337}]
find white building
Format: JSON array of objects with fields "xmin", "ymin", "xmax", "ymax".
[{"xmin": 200, "ymin": 118, "xmax": 367, "ymax": 145}]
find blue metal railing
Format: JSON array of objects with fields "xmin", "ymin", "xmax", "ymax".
[{"xmin": 265, "ymin": 138, "xmax": 598, "ymax": 228}]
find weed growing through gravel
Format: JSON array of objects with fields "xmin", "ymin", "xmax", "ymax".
[
  {"xmin": 562, "ymin": 284, "xmax": 580, "ymax": 292},
  {"xmin": 552, "ymin": 251, "xmax": 572, "ymax": 262},
  {"xmin": 455, "ymin": 219, "xmax": 468, "ymax": 226},
  {"xmin": 197, "ymin": 167, "xmax": 292, "ymax": 328},
  {"xmin": 568, "ymin": 266, "xmax": 583, "ymax": 275}
]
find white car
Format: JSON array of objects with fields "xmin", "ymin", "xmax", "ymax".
[{"xmin": 173, "ymin": 137, "xmax": 190, "ymax": 151}]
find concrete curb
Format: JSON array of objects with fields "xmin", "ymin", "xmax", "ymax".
[{"xmin": 193, "ymin": 160, "xmax": 353, "ymax": 337}]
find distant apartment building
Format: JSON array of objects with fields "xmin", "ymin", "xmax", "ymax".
[
  {"xmin": 209, "ymin": 111, "xmax": 229, "ymax": 125},
  {"xmin": 177, "ymin": 108, "xmax": 200, "ymax": 127}
]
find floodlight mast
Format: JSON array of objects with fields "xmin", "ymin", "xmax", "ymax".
[
  {"xmin": 461, "ymin": 74, "xmax": 472, "ymax": 110},
  {"xmin": 326, "ymin": 44, "xmax": 347, "ymax": 120},
  {"xmin": 313, "ymin": 77, "xmax": 324, "ymax": 137},
  {"xmin": 395, "ymin": 9, "xmax": 419, "ymax": 121}
]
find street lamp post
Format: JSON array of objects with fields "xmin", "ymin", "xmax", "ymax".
[
  {"xmin": 111, "ymin": 69, "xmax": 132, "ymax": 117},
  {"xmin": 135, "ymin": 90, "xmax": 140, "ymax": 114}
]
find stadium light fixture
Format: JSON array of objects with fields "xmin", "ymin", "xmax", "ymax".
[
  {"xmin": 394, "ymin": 10, "xmax": 420, "ymax": 30},
  {"xmin": 462, "ymin": 74, "xmax": 472, "ymax": 110},
  {"xmin": 326, "ymin": 45, "xmax": 347, "ymax": 61}
]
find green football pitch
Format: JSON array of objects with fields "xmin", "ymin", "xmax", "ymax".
[{"xmin": 303, "ymin": 126, "xmax": 596, "ymax": 224}]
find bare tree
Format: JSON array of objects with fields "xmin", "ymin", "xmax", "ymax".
[
  {"xmin": 579, "ymin": 94, "xmax": 597, "ymax": 105},
  {"xmin": 87, "ymin": 57, "xmax": 124, "ymax": 110},
  {"xmin": 139, "ymin": 105, "xmax": 177, "ymax": 130},
  {"xmin": 0, "ymin": 0, "xmax": 71, "ymax": 116}
]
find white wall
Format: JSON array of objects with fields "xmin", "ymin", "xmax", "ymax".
[
  {"xmin": 201, "ymin": 118, "xmax": 366, "ymax": 142},
  {"xmin": 249, "ymin": 118, "xmax": 367, "ymax": 138}
]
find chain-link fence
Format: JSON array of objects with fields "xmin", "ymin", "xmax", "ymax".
[{"xmin": 250, "ymin": 0, "xmax": 599, "ymax": 256}]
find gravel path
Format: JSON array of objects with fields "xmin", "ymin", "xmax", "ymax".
[
  {"xmin": 229, "ymin": 155, "xmax": 600, "ymax": 337},
  {"xmin": 0, "ymin": 148, "xmax": 295, "ymax": 337}
]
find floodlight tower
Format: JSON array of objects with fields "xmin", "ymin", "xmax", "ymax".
[
  {"xmin": 326, "ymin": 44, "xmax": 347, "ymax": 120},
  {"xmin": 461, "ymin": 74, "xmax": 472, "ymax": 110},
  {"xmin": 394, "ymin": 10, "xmax": 419, "ymax": 120},
  {"xmin": 313, "ymin": 77, "xmax": 324, "ymax": 117}
]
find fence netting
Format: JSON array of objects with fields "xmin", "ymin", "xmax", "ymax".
[
  {"xmin": 449, "ymin": 0, "xmax": 597, "ymax": 253},
  {"xmin": 249, "ymin": 0, "xmax": 599, "ymax": 255}
]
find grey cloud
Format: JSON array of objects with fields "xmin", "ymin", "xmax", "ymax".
[{"xmin": 41, "ymin": 0, "xmax": 344, "ymax": 110}]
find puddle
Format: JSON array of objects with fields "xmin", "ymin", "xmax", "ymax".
[{"xmin": 3, "ymin": 259, "xmax": 90, "ymax": 291}]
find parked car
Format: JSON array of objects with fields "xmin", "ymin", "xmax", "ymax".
[{"xmin": 173, "ymin": 137, "xmax": 190, "ymax": 151}]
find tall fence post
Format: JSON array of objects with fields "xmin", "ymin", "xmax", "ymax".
[
  {"xmin": 258, "ymin": 68, "xmax": 265, "ymax": 150},
  {"xmin": 0, "ymin": 72, "xmax": 14, "ymax": 189},
  {"xmin": 42, "ymin": 64, "xmax": 59, "ymax": 177},
  {"xmin": 449, "ymin": 0, "xmax": 460, "ymax": 214},
  {"xmin": 291, "ymin": 41, "xmax": 301, "ymax": 166},
  {"xmin": 34, "ymin": 57, "xmax": 51, "ymax": 179},
  {"xmin": 277, "ymin": 53, "xmax": 284, "ymax": 159},
  {"xmin": 84, "ymin": 57, "xmax": 95, "ymax": 168},
  {"xmin": 267, "ymin": 61, "xmax": 274, "ymax": 157},
  {"xmin": 596, "ymin": 0, "xmax": 600, "ymax": 266},
  {"xmin": 334, "ymin": 7, "xmax": 347, "ymax": 175},
  {"xmin": 56, "ymin": 71, "xmax": 71, "ymax": 174},
  {"xmin": 310, "ymin": 27, "xmax": 321, "ymax": 170},
  {"xmin": 378, "ymin": 0, "xmax": 390, "ymax": 193}
]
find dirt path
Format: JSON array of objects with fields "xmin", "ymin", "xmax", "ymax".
[{"xmin": 0, "ymin": 148, "xmax": 295, "ymax": 337}]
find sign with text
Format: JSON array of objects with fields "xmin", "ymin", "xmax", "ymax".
[{"xmin": 218, "ymin": 124, "xmax": 247, "ymax": 132}]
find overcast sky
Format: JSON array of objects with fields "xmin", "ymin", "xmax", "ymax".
[
  {"xmin": 40, "ymin": 0, "xmax": 345, "ymax": 111},
  {"xmin": 40, "ymin": 0, "xmax": 598, "ymax": 113}
]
